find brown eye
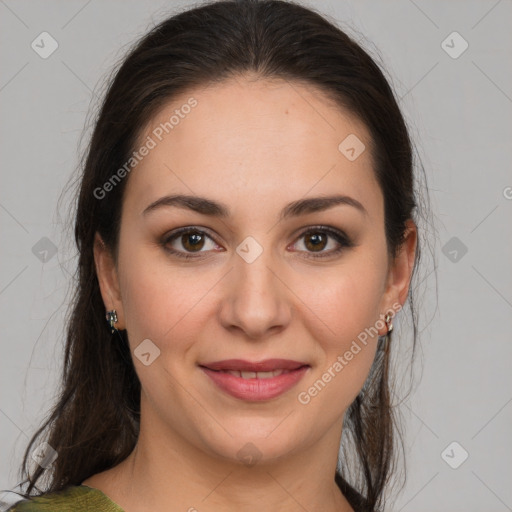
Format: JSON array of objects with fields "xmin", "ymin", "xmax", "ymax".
[
  {"xmin": 162, "ymin": 227, "xmax": 219, "ymax": 259},
  {"xmin": 161, "ymin": 225, "xmax": 353, "ymax": 261},
  {"xmin": 180, "ymin": 231, "xmax": 206, "ymax": 252},
  {"xmin": 291, "ymin": 227, "xmax": 353, "ymax": 259},
  {"xmin": 304, "ymin": 232, "xmax": 328, "ymax": 252}
]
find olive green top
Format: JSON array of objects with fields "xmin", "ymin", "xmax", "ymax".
[
  {"xmin": 6, "ymin": 482, "xmax": 373, "ymax": 511},
  {"xmin": 7, "ymin": 485, "xmax": 125, "ymax": 512}
]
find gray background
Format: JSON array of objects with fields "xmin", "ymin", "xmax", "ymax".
[{"xmin": 1, "ymin": 0, "xmax": 511, "ymax": 510}]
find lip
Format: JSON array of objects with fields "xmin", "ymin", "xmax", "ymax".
[
  {"xmin": 199, "ymin": 359, "xmax": 310, "ymax": 401},
  {"xmin": 200, "ymin": 358, "xmax": 307, "ymax": 372}
]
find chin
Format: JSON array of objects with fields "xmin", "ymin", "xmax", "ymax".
[{"xmin": 193, "ymin": 415, "xmax": 310, "ymax": 467}]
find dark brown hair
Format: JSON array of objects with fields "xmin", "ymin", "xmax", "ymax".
[{"xmin": 7, "ymin": 1, "xmax": 433, "ymax": 510}]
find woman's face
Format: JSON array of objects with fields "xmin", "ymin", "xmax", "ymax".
[{"xmin": 95, "ymin": 76, "xmax": 415, "ymax": 465}]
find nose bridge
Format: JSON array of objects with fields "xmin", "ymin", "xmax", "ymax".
[
  {"xmin": 219, "ymin": 235, "xmax": 291, "ymax": 338},
  {"xmin": 235, "ymin": 236, "xmax": 281, "ymax": 307},
  {"xmin": 237, "ymin": 242, "xmax": 277, "ymax": 294}
]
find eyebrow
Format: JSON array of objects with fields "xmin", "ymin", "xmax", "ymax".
[{"xmin": 142, "ymin": 193, "xmax": 368, "ymax": 220}]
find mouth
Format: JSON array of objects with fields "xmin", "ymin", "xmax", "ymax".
[{"xmin": 198, "ymin": 359, "xmax": 310, "ymax": 401}]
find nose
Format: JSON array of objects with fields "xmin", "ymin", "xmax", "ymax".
[{"xmin": 217, "ymin": 247, "xmax": 292, "ymax": 341}]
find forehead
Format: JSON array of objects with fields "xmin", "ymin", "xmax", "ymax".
[{"xmin": 123, "ymin": 77, "xmax": 381, "ymax": 219}]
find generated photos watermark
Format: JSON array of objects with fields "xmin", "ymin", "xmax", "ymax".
[
  {"xmin": 93, "ymin": 97, "xmax": 198, "ymax": 200},
  {"xmin": 297, "ymin": 301, "xmax": 402, "ymax": 405}
]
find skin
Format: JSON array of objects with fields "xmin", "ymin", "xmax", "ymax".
[{"xmin": 85, "ymin": 75, "xmax": 417, "ymax": 512}]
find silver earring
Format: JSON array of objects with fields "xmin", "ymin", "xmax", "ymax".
[
  {"xmin": 384, "ymin": 312, "xmax": 393, "ymax": 335},
  {"xmin": 106, "ymin": 310, "xmax": 118, "ymax": 334}
]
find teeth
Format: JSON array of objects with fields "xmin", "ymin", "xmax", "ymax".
[
  {"xmin": 256, "ymin": 371, "xmax": 277, "ymax": 379},
  {"xmin": 223, "ymin": 369, "xmax": 287, "ymax": 379}
]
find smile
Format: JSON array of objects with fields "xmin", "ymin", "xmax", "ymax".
[{"xmin": 199, "ymin": 359, "xmax": 310, "ymax": 401}]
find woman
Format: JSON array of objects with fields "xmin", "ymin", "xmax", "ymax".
[{"xmin": 4, "ymin": 0, "xmax": 429, "ymax": 510}]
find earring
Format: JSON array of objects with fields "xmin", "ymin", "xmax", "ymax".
[
  {"xmin": 106, "ymin": 310, "xmax": 118, "ymax": 334},
  {"xmin": 384, "ymin": 312, "xmax": 393, "ymax": 335}
]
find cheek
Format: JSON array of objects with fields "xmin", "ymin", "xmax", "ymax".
[
  {"xmin": 117, "ymin": 244, "xmax": 216, "ymax": 352},
  {"xmin": 303, "ymin": 262, "xmax": 384, "ymax": 346},
  {"xmin": 294, "ymin": 261, "xmax": 385, "ymax": 407}
]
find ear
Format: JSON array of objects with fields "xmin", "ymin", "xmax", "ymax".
[
  {"xmin": 378, "ymin": 219, "xmax": 417, "ymax": 333},
  {"xmin": 93, "ymin": 232, "xmax": 125, "ymax": 330}
]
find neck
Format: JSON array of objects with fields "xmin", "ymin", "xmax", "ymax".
[{"xmin": 87, "ymin": 401, "xmax": 354, "ymax": 512}]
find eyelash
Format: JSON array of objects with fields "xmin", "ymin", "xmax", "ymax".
[{"xmin": 160, "ymin": 225, "xmax": 354, "ymax": 261}]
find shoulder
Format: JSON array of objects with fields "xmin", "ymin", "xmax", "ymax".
[{"xmin": 6, "ymin": 485, "xmax": 123, "ymax": 512}]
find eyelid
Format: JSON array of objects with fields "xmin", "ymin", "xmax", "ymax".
[
  {"xmin": 161, "ymin": 226, "xmax": 221, "ymax": 257},
  {"xmin": 290, "ymin": 225, "xmax": 354, "ymax": 257},
  {"xmin": 160, "ymin": 224, "xmax": 353, "ymax": 259}
]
